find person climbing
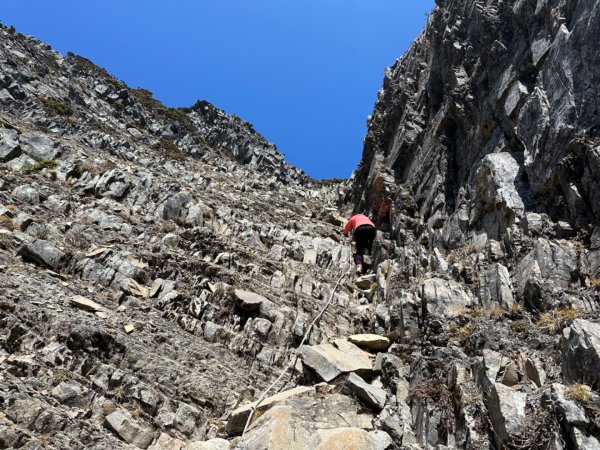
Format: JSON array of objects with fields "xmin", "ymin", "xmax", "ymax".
[{"xmin": 343, "ymin": 213, "xmax": 376, "ymax": 275}]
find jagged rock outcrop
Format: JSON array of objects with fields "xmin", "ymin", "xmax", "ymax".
[{"xmin": 346, "ymin": 0, "xmax": 600, "ymax": 448}]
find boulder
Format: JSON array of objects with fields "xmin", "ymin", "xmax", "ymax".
[
  {"xmin": 469, "ymin": 152, "xmax": 525, "ymax": 238},
  {"xmin": 543, "ymin": 384, "xmax": 588, "ymax": 428},
  {"xmin": 298, "ymin": 340, "xmax": 373, "ymax": 382},
  {"xmin": 485, "ymin": 383, "xmax": 527, "ymax": 446},
  {"xmin": 11, "ymin": 185, "xmax": 40, "ymax": 205},
  {"xmin": 348, "ymin": 334, "xmax": 391, "ymax": 351},
  {"xmin": 513, "ymin": 238, "xmax": 578, "ymax": 296},
  {"xmin": 235, "ymin": 391, "xmax": 381, "ymax": 449},
  {"xmin": 571, "ymin": 428, "xmax": 600, "ymax": 450},
  {"xmin": 562, "ymin": 319, "xmax": 600, "ymax": 389},
  {"xmin": 233, "ymin": 289, "xmax": 267, "ymax": 312},
  {"xmin": 17, "ymin": 239, "xmax": 67, "ymax": 270},
  {"xmin": 421, "ymin": 278, "xmax": 475, "ymax": 319},
  {"xmin": 355, "ymin": 274, "xmax": 376, "ymax": 290},
  {"xmin": 185, "ymin": 439, "xmax": 230, "ymax": 450},
  {"xmin": 51, "ymin": 380, "xmax": 90, "ymax": 407},
  {"xmin": 343, "ymin": 372, "xmax": 387, "ymax": 411},
  {"xmin": 19, "ymin": 131, "xmax": 61, "ymax": 161},
  {"xmin": 478, "ymin": 263, "xmax": 514, "ymax": 308},
  {"xmin": 104, "ymin": 409, "xmax": 155, "ymax": 449}
]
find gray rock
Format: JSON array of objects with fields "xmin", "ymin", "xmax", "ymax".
[
  {"xmin": 421, "ymin": 278, "xmax": 475, "ymax": 319},
  {"xmin": 17, "ymin": 239, "xmax": 66, "ymax": 270},
  {"xmin": 562, "ymin": 319, "xmax": 600, "ymax": 389},
  {"xmin": 226, "ymin": 385, "xmax": 315, "ymax": 435},
  {"xmin": 344, "ymin": 372, "xmax": 387, "ymax": 411},
  {"xmin": 51, "ymin": 380, "xmax": 90, "ymax": 407},
  {"xmin": 104, "ymin": 409, "xmax": 155, "ymax": 449},
  {"xmin": 233, "ymin": 289, "xmax": 267, "ymax": 312},
  {"xmin": 571, "ymin": 428, "xmax": 600, "ymax": 450},
  {"xmin": 19, "ymin": 131, "xmax": 61, "ymax": 161},
  {"xmin": 298, "ymin": 340, "xmax": 373, "ymax": 382},
  {"xmin": 0, "ymin": 127, "xmax": 21, "ymax": 162},
  {"xmin": 12, "ymin": 185, "xmax": 40, "ymax": 204},
  {"xmin": 478, "ymin": 263, "xmax": 514, "ymax": 308},
  {"xmin": 185, "ymin": 439, "xmax": 230, "ymax": 450},
  {"xmin": 470, "ymin": 153, "xmax": 525, "ymax": 238}
]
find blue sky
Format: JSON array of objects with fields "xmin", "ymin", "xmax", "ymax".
[{"xmin": 1, "ymin": 1, "xmax": 435, "ymax": 179}]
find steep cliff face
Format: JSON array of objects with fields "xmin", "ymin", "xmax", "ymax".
[
  {"xmin": 356, "ymin": 0, "xmax": 600, "ymax": 239},
  {"xmin": 345, "ymin": 0, "xmax": 600, "ymax": 449}
]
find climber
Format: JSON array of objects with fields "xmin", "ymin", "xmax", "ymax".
[{"xmin": 343, "ymin": 213, "xmax": 376, "ymax": 275}]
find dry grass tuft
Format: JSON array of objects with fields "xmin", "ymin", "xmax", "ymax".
[
  {"xmin": 448, "ymin": 244, "xmax": 478, "ymax": 264},
  {"xmin": 489, "ymin": 306, "xmax": 506, "ymax": 318},
  {"xmin": 0, "ymin": 216, "xmax": 16, "ymax": 231},
  {"xmin": 537, "ymin": 308, "xmax": 581, "ymax": 333},
  {"xmin": 565, "ymin": 384, "xmax": 593, "ymax": 403}
]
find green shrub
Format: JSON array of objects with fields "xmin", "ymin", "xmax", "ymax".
[
  {"xmin": 151, "ymin": 140, "xmax": 187, "ymax": 160},
  {"xmin": 39, "ymin": 97, "xmax": 73, "ymax": 117},
  {"xmin": 22, "ymin": 159, "xmax": 58, "ymax": 174}
]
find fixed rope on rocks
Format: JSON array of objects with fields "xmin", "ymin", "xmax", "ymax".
[{"xmin": 241, "ymin": 259, "xmax": 353, "ymax": 436}]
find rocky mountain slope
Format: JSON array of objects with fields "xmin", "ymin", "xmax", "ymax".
[{"xmin": 1, "ymin": 0, "xmax": 600, "ymax": 448}]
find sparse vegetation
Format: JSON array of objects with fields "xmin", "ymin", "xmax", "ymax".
[
  {"xmin": 536, "ymin": 308, "xmax": 581, "ymax": 333},
  {"xmin": 51, "ymin": 368, "xmax": 71, "ymax": 385},
  {"xmin": 565, "ymin": 384, "xmax": 593, "ymax": 403},
  {"xmin": 509, "ymin": 302, "xmax": 523, "ymax": 314},
  {"xmin": 159, "ymin": 221, "xmax": 177, "ymax": 234},
  {"xmin": 510, "ymin": 320, "xmax": 531, "ymax": 333},
  {"xmin": 468, "ymin": 308, "xmax": 484, "ymax": 318},
  {"xmin": 67, "ymin": 53, "xmax": 126, "ymax": 91},
  {"xmin": 448, "ymin": 244, "xmax": 478, "ymax": 264},
  {"xmin": 151, "ymin": 140, "xmax": 187, "ymax": 160},
  {"xmin": 591, "ymin": 277, "xmax": 600, "ymax": 288},
  {"xmin": 313, "ymin": 178, "xmax": 345, "ymax": 188},
  {"xmin": 457, "ymin": 322, "xmax": 474, "ymax": 343},
  {"xmin": 38, "ymin": 97, "xmax": 73, "ymax": 117},
  {"xmin": 0, "ymin": 216, "xmax": 16, "ymax": 231},
  {"xmin": 22, "ymin": 159, "xmax": 58, "ymax": 174},
  {"xmin": 408, "ymin": 377, "xmax": 452, "ymax": 409},
  {"xmin": 489, "ymin": 305, "xmax": 505, "ymax": 318}
]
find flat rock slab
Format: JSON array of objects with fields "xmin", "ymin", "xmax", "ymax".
[
  {"xmin": 70, "ymin": 295, "xmax": 102, "ymax": 313},
  {"xmin": 348, "ymin": 334, "xmax": 391, "ymax": 351},
  {"xmin": 235, "ymin": 392, "xmax": 382, "ymax": 449},
  {"xmin": 234, "ymin": 289, "xmax": 267, "ymax": 311},
  {"xmin": 104, "ymin": 409, "xmax": 155, "ymax": 449},
  {"xmin": 226, "ymin": 385, "xmax": 315, "ymax": 435},
  {"xmin": 186, "ymin": 438, "xmax": 230, "ymax": 450},
  {"xmin": 299, "ymin": 340, "xmax": 373, "ymax": 382},
  {"xmin": 344, "ymin": 372, "xmax": 387, "ymax": 411}
]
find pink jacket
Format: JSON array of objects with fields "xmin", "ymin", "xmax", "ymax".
[{"xmin": 343, "ymin": 214, "xmax": 375, "ymax": 235}]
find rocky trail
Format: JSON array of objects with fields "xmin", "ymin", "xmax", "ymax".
[{"xmin": 2, "ymin": 0, "xmax": 600, "ymax": 448}]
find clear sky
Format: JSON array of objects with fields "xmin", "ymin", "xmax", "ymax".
[{"xmin": 1, "ymin": 1, "xmax": 435, "ymax": 179}]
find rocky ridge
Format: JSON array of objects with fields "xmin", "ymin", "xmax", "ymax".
[{"xmin": 2, "ymin": 0, "xmax": 600, "ymax": 448}]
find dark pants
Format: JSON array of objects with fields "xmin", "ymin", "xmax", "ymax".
[{"xmin": 353, "ymin": 225, "xmax": 375, "ymax": 266}]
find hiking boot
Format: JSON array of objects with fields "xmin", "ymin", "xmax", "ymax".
[{"xmin": 355, "ymin": 265, "xmax": 363, "ymax": 275}]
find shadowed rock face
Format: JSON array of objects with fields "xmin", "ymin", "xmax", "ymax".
[{"xmin": 354, "ymin": 0, "xmax": 600, "ymax": 236}]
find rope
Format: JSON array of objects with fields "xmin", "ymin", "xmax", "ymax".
[{"xmin": 241, "ymin": 258, "xmax": 353, "ymax": 436}]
